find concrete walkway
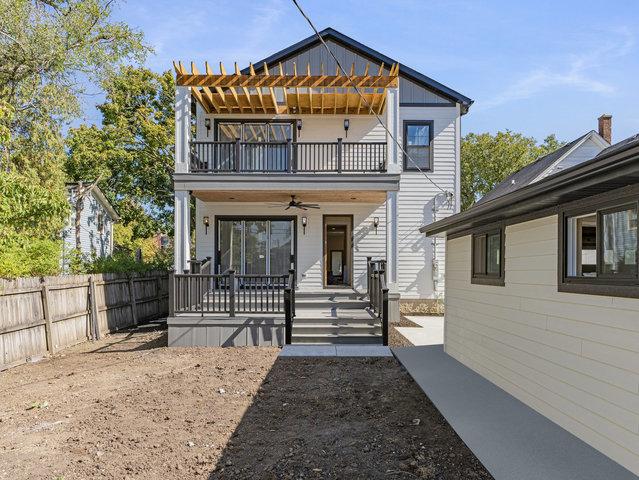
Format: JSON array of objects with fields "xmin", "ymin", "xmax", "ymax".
[
  {"xmin": 393, "ymin": 345, "xmax": 638, "ymax": 480},
  {"xmin": 280, "ymin": 345, "xmax": 393, "ymax": 357},
  {"xmin": 397, "ymin": 315, "xmax": 444, "ymax": 346}
]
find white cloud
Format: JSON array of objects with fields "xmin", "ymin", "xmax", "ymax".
[{"xmin": 478, "ymin": 27, "xmax": 635, "ymax": 111}]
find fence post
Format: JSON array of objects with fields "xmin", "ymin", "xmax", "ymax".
[
  {"xmin": 381, "ymin": 286, "xmax": 389, "ymax": 346},
  {"xmin": 337, "ymin": 137, "xmax": 343, "ymax": 173},
  {"xmin": 88, "ymin": 275, "xmax": 101, "ymax": 340},
  {"xmin": 128, "ymin": 277, "xmax": 138, "ymax": 327},
  {"xmin": 234, "ymin": 138, "xmax": 241, "ymax": 172},
  {"xmin": 228, "ymin": 269, "xmax": 236, "ymax": 317},
  {"xmin": 168, "ymin": 271, "xmax": 175, "ymax": 317},
  {"xmin": 40, "ymin": 279, "xmax": 54, "ymax": 354}
]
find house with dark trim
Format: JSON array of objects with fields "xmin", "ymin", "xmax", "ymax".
[
  {"xmin": 168, "ymin": 28, "xmax": 472, "ymax": 346},
  {"xmin": 421, "ymin": 121, "xmax": 639, "ymax": 476}
]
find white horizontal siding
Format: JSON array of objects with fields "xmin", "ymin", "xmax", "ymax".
[
  {"xmin": 397, "ymin": 106, "xmax": 458, "ymax": 299},
  {"xmin": 538, "ymin": 137, "xmax": 605, "ymax": 180},
  {"xmin": 195, "ymin": 200, "xmax": 385, "ymax": 292},
  {"xmin": 444, "ymin": 215, "xmax": 639, "ymax": 475}
]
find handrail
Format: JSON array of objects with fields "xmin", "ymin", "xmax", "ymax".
[
  {"xmin": 367, "ymin": 257, "xmax": 389, "ymax": 346},
  {"xmin": 189, "ymin": 139, "xmax": 386, "ymax": 173},
  {"xmin": 284, "ymin": 268, "xmax": 296, "ymax": 345}
]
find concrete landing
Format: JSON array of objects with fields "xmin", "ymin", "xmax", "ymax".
[
  {"xmin": 280, "ymin": 345, "xmax": 392, "ymax": 357},
  {"xmin": 393, "ymin": 346, "xmax": 638, "ymax": 480},
  {"xmin": 396, "ymin": 315, "xmax": 444, "ymax": 346}
]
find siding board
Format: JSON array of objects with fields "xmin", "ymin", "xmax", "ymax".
[{"xmin": 445, "ymin": 217, "xmax": 639, "ymax": 474}]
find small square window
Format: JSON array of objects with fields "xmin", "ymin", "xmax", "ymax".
[{"xmin": 472, "ymin": 227, "xmax": 504, "ymax": 286}]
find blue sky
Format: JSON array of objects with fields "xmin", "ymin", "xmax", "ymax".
[{"xmin": 92, "ymin": 0, "xmax": 639, "ymax": 143}]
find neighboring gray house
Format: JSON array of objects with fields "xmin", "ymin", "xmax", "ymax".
[
  {"xmin": 421, "ymin": 121, "xmax": 639, "ymax": 476},
  {"xmin": 61, "ymin": 183, "xmax": 119, "ymax": 270}
]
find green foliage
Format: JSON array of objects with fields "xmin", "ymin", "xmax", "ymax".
[
  {"xmin": 66, "ymin": 67, "xmax": 175, "ymax": 238},
  {"xmin": 0, "ymin": 236, "xmax": 62, "ymax": 278},
  {"xmin": 0, "ymin": 0, "xmax": 148, "ymax": 278},
  {"xmin": 461, "ymin": 132, "xmax": 564, "ymax": 210},
  {"xmin": 70, "ymin": 250, "xmax": 171, "ymax": 274}
]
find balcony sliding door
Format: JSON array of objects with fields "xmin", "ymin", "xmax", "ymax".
[
  {"xmin": 216, "ymin": 121, "xmax": 293, "ymax": 172},
  {"xmin": 217, "ymin": 218, "xmax": 294, "ymax": 276}
]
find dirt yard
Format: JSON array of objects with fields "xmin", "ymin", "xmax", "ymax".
[{"xmin": 0, "ymin": 327, "xmax": 492, "ymax": 479}]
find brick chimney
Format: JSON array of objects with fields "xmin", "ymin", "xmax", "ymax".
[{"xmin": 598, "ymin": 114, "xmax": 612, "ymax": 144}]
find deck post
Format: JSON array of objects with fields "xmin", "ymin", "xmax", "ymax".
[
  {"xmin": 337, "ymin": 137, "xmax": 343, "ymax": 172},
  {"xmin": 366, "ymin": 256, "xmax": 372, "ymax": 300},
  {"xmin": 168, "ymin": 271, "xmax": 175, "ymax": 317},
  {"xmin": 381, "ymin": 285, "xmax": 389, "ymax": 346},
  {"xmin": 228, "ymin": 270, "xmax": 236, "ymax": 317},
  {"xmin": 284, "ymin": 287, "xmax": 292, "ymax": 345}
]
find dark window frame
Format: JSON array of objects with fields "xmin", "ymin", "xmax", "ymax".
[
  {"xmin": 214, "ymin": 215, "xmax": 298, "ymax": 275},
  {"xmin": 403, "ymin": 120, "xmax": 434, "ymax": 172},
  {"xmin": 471, "ymin": 225, "xmax": 505, "ymax": 286},
  {"xmin": 558, "ymin": 194, "xmax": 639, "ymax": 298},
  {"xmin": 213, "ymin": 119, "xmax": 296, "ymax": 142}
]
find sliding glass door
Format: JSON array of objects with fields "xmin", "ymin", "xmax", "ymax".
[{"xmin": 218, "ymin": 218, "xmax": 294, "ymax": 275}]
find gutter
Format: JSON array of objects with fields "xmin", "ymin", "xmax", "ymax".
[{"xmin": 420, "ymin": 138, "xmax": 639, "ymax": 236}]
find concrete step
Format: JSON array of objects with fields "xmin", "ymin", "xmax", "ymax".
[
  {"xmin": 293, "ymin": 324, "xmax": 382, "ymax": 335},
  {"xmin": 295, "ymin": 308, "xmax": 376, "ymax": 320},
  {"xmin": 291, "ymin": 333, "xmax": 382, "ymax": 345},
  {"xmin": 295, "ymin": 290, "xmax": 365, "ymax": 300},
  {"xmin": 292, "ymin": 316, "xmax": 379, "ymax": 325},
  {"xmin": 294, "ymin": 298, "xmax": 370, "ymax": 309}
]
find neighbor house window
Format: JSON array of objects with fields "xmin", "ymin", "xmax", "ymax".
[
  {"xmin": 471, "ymin": 227, "xmax": 504, "ymax": 286},
  {"xmin": 403, "ymin": 120, "xmax": 433, "ymax": 171},
  {"xmin": 561, "ymin": 200, "xmax": 638, "ymax": 297}
]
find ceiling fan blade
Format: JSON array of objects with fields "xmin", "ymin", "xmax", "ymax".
[
  {"xmin": 299, "ymin": 203, "xmax": 320, "ymax": 209},
  {"xmin": 305, "ymin": 205, "xmax": 320, "ymax": 209}
]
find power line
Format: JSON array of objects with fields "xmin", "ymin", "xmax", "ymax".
[{"xmin": 291, "ymin": 0, "xmax": 451, "ymax": 197}]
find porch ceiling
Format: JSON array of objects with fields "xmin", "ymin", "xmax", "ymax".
[
  {"xmin": 173, "ymin": 61, "xmax": 398, "ymax": 115},
  {"xmin": 192, "ymin": 190, "xmax": 386, "ymax": 203}
]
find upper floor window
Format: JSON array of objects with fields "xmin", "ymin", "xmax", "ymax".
[
  {"xmin": 560, "ymin": 197, "xmax": 638, "ymax": 297},
  {"xmin": 403, "ymin": 120, "xmax": 433, "ymax": 171},
  {"xmin": 471, "ymin": 227, "xmax": 505, "ymax": 286}
]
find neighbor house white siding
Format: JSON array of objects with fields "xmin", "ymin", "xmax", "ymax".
[
  {"xmin": 397, "ymin": 105, "xmax": 459, "ymax": 299},
  {"xmin": 536, "ymin": 136, "xmax": 605, "ymax": 180},
  {"xmin": 195, "ymin": 201, "xmax": 386, "ymax": 292},
  {"xmin": 61, "ymin": 191, "xmax": 114, "ymax": 270},
  {"xmin": 444, "ymin": 215, "xmax": 639, "ymax": 475}
]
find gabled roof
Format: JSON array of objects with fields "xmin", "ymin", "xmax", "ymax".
[
  {"xmin": 475, "ymin": 130, "xmax": 609, "ymax": 205},
  {"xmin": 242, "ymin": 27, "xmax": 473, "ymax": 112},
  {"xmin": 66, "ymin": 183, "xmax": 120, "ymax": 221},
  {"xmin": 420, "ymin": 133, "xmax": 639, "ymax": 237}
]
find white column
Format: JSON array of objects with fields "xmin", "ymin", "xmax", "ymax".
[
  {"xmin": 174, "ymin": 191, "xmax": 191, "ymax": 272},
  {"xmin": 385, "ymin": 86, "xmax": 400, "ymax": 174},
  {"xmin": 175, "ymin": 86, "xmax": 191, "ymax": 174},
  {"xmin": 386, "ymin": 190, "xmax": 398, "ymax": 286}
]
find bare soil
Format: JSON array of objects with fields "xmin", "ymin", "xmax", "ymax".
[{"xmin": 0, "ymin": 327, "xmax": 492, "ymax": 480}]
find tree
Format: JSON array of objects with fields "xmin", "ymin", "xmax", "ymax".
[
  {"xmin": 461, "ymin": 131, "xmax": 564, "ymax": 210},
  {"xmin": 0, "ymin": 0, "xmax": 148, "ymax": 277},
  {"xmin": 66, "ymin": 67, "xmax": 175, "ymax": 238}
]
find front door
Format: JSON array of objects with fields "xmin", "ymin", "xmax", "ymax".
[{"xmin": 323, "ymin": 215, "xmax": 353, "ymax": 287}]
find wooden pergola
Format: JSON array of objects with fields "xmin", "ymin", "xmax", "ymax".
[{"xmin": 173, "ymin": 61, "xmax": 399, "ymax": 115}]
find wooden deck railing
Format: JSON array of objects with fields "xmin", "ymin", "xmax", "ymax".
[
  {"xmin": 170, "ymin": 262, "xmax": 296, "ymax": 326},
  {"xmin": 367, "ymin": 256, "xmax": 389, "ymax": 346},
  {"xmin": 190, "ymin": 139, "xmax": 386, "ymax": 173}
]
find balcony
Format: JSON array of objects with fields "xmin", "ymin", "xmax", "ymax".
[{"xmin": 190, "ymin": 139, "xmax": 387, "ymax": 174}]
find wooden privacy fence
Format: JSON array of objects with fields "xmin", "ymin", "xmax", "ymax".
[{"xmin": 0, "ymin": 271, "xmax": 169, "ymax": 370}]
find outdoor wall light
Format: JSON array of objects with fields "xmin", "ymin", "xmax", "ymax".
[
  {"xmin": 296, "ymin": 119, "xmax": 303, "ymax": 138},
  {"xmin": 343, "ymin": 118, "xmax": 350, "ymax": 138},
  {"xmin": 204, "ymin": 118, "xmax": 211, "ymax": 136},
  {"xmin": 203, "ymin": 216, "xmax": 210, "ymax": 235},
  {"xmin": 373, "ymin": 216, "xmax": 379, "ymax": 234},
  {"xmin": 301, "ymin": 216, "xmax": 308, "ymax": 235}
]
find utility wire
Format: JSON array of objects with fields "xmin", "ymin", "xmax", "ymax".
[{"xmin": 291, "ymin": 0, "xmax": 451, "ymax": 198}]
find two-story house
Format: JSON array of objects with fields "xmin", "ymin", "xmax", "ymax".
[{"xmin": 168, "ymin": 28, "xmax": 472, "ymax": 346}]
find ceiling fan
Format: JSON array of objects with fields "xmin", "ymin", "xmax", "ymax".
[{"xmin": 269, "ymin": 195, "xmax": 320, "ymax": 210}]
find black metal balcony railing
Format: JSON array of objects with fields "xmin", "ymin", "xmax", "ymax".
[{"xmin": 190, "ymin": 139, "xmax": 387, "ymax": 173}]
